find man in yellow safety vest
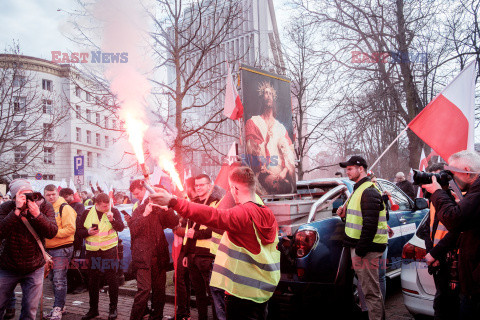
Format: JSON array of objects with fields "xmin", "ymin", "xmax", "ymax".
[
  {"xmin": 77, "ymin": 193, "xmax": 125, "ymax": 320},
  {"xmin": 150, "ymin": 166, "xmax": 280, "ymax": 320},
  {"xmin": 336, "ymin": 156, "xmax": 387, "ymax": 320}
]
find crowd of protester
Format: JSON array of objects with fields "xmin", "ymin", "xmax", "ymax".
[{"xmin": 1, "ymin": 150, "xmax": 480, "ymax": 320}]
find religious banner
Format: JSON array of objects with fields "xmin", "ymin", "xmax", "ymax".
[{"xmin": 240, "ymin": 65, "xmax": 296, "ymax": 195}]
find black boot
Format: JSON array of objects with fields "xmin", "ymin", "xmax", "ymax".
[
  {"xmin": 81, "ymin": 309, "xmax": 99, "ymax": 320},
  {"xmin": 108, "ymin": 306, "xmax": 117, "ymax": 320}
]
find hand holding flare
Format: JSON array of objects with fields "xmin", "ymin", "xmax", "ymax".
[{"xmin": 149, "ymin": 187, "xmax": 173, "ymax": 207}]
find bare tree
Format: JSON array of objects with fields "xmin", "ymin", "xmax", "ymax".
[
  {"xmin": 280, "ymin": 17, "xmax": 343, "ymax": 179},
  {"xmin": 149, "ymin": 0, "xmax": 249, "ymax": 177},
  {"xmin": 291, "ymin": 0, "xmax": 451, "ymax": 177},
  {"xmin": 0, "ymin": 46, "xmax": 69, "ymax": 179}
]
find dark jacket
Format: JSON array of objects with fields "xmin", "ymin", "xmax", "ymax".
[
  {"xmin": 421, "ymin": 199, "xmax": 460, "ymax": 261},
  {"xmin": 184, "ymin": 185, "xmax": 225, "ymax": 257},
  {"xmin": 343, "ymin": 177, "xmax": 387, "ymax": 256},
  {"xmin": 431, "ymin": 176, "xmax": 480, "ymax": 295},
  {"xmin": 76, "ymin": 206, "xmax": 124, "ymax": 240},
  {"xmin": 396, "ymin": 180, "xmax": 416, "ymax": 200},
  {"xmin": 0, "ymin": 199, "xmax": 58, "ymax": 274},
  {"xmin": 130, "ymin": 199, "xmax": 179, "ymax": 270},
  {"xmin": 70, "ymin": 201, "xmax": 86, "ymax": 251}
]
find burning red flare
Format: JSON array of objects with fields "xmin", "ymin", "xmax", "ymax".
[
  {"xmin": 123, "ymin": 110, "xmax": 148, "ymax": 164},
  {"xmin": 158, "ymin": 156, "xmax": 184, "ymax": 192}
]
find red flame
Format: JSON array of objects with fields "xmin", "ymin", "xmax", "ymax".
[
  {"xmin": 158, "ymin": 156, "xmax": 184, "ymax": 192},
  {"xmin": 123, "ymin": 110, "xmax": 148, "ymax": 164}
]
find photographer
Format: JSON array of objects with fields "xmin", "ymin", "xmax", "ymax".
[
  {"xmin": 418, "ymin": 163, "xmax": 460, "ymax": 319},
  {"xmin": 423, "ymin": 150, "xmax": 480, "ymax": 319},
  {"xmin": 0, "ymin": 179, "xmax": 58, "ymax": 320}
]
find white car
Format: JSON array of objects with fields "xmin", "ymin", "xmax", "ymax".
[{"xmin": 401, "ymin": 214, "xmax": 435, "ymax": 318}]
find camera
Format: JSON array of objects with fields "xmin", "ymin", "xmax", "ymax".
[
  {"xmin": 24, "ymin": 192, "xmax": 43, "ymax": 202},
  {"xmin": 413, "ymin": 169, "xmax": 453, "ymax": 187}
]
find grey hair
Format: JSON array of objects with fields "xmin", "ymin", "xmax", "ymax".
[{"xmin": 448, "ymin": 150, "xmax": 480, "ymax": 172}]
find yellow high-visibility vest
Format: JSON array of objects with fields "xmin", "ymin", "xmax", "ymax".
[
  {"xmin": 183, "ymin": 223, "xmax": 211, "ymax": 249},
  {"xmin": 210, "ymin": 224, "xmax": 280, "ymax": 303},
  {"xmin": 345, "ymin": 181, "xmax": 388, "ymax": 244},
  {"xmin": 84, "ymin": 207, "xmax": 118, "ymax": 251},
  {"xmin": 210, "ymin": 194, "xmax": 265, "ymax": 255}
]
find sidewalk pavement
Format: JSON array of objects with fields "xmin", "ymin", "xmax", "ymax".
[{"xmin": 9, "ymin": 270, "xmax": 206, "ymax": 320}]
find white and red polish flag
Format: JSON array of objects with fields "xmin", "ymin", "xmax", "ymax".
[
  {"xmin": 223, "ymin": 61, "xmax": 244, "ymax": 120},
  {"xmin": 408, "ymin": 61, "xmax": 477, "ymax": 161}
]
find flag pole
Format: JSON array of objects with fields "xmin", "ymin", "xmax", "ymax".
[{"xmin": 370, "ymin": 126, "xmax": 409, "ymax": 171}]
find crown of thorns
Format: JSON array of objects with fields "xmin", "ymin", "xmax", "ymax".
[{"xmin": 257, "ymin": 81, "xmax": 277, "ymax": 100}]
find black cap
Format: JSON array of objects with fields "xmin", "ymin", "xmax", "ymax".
[{"xmin": 339, "ymin": 156, "xmax": 368, "ymax": 168}]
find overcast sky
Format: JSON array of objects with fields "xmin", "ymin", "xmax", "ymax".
[{"xmin": 0, "ymin": 0, "xmax": 291, "ymax": 61}]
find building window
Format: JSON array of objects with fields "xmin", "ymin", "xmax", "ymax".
[
  {"xmin": 97, "ymin": 153, "xmax": 102, "ymax": 168},
  {"xmin": 112, "ymin": 119, "xmax": 117, "ymax": 129},
  {"xmin": 105, "ymin": 136, "xmax": 109, "ymax": 148},
  {"xmin": 43, "ymin": 147, "xmax": 54, "ymax": 164},
  {"xmin": 14, "ymin": 146, "xmax": 27, "ymax": 163},
  {"xmin": 86, "ymin": 109, "xmax": 91, "ymax": 121},
  {"xmin": 76, "ymin": 127, "xmax": 81, "ymax": 142},
  {"xmin": 77, "ymin": 149, "xmax": 83, "ymax": 155},
  {"xmin": 42, "ymin": 79, "xmax": 52, "ymax": 91},
  {"xmin": 96, "ymin": 113, "xmax": 100, "ymax": 125},
  {"xmin": 14, "ymin": 121, "xmax": 26, "ymax": 136},
  {"xmin": 86, "ymin": 130, "xmax": 91, "ymax": 144},
  {"xmin": 75, "ymin": 86, "xmax": 81, "ymax": 98},
  {"xmin": 43, "ymin": 123, "xmax": 53, "ymax": 139},
  {"xmin": 87, "ymin": 152, "xmax": 93, "ymax": 167},
  {"xmin": 13, "ymin": 75, "xmax": 26, "ymax": 87},
  {"xmin": 43, "ymin": 174, "xmax": 55, "ymax": 180},
  {"xmin": 96, "ymin": 133, "xmax": 100, "ymax": 146},
  {"xmin": 104, "ymin": 116, "xmax": 108, "ymax": 129},
  {"xmin": 13, "ymin": 96, "xmax": 26, "ymax": 112},
  {"xmin": 42, "ymin": 99, "xmax": 53, "ymax": 114},
  {"xmin": 120, "ymin": 121, "xmax": 125, "ymax": 130},
  {"xmin": 76, "ymin": 105, "xmax": 81, "ymax": 119},
  {"xmin": 86, "ymin": 92, "xmax": 92, "ymax": 101}
]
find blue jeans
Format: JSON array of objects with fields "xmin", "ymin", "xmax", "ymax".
[
  {"xmin": 0, "ymin": 266, "xmax": 45, "ymax": 320},
  {"xmin": 211, "ymin": 286, "xmax": 226, "ymax": 320},
  {"xmin": 47, "ymin": 246, "xmax": 73, "ymax": 309}
]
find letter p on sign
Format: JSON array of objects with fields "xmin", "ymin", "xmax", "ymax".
[{"xmin": 74, "ymin": 155, "xmax": 84, "ymax": 176}]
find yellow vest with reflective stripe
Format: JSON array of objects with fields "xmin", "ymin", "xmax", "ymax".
[
  {"xmin": 210, "ymin": 224, "xmax": 280, "ymax": 303},
  {"xmin": 84, "ymin": 199, "xmax": 93, "ymax": 206},
  {"xmin": 210, "ymin": 232, "xmax": 223, "ymax": 255},
  {"xmin": 183, "ymin": 224, "xmax": 211, "ymax": 249},
  {"xmin": 345, "ymin": 181, "xmax": 388, "ymax": 244},
  {"xmin": 209, "ymin": 194, "xmax": 265, "ymax": 255},
  {"xmin": 84, "ymin": 207, "xmax": 118, "ymax": 251}
]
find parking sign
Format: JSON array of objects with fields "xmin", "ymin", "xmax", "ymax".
[{"xmin": 74, "ymin": 156, "xmax": 84, "ymax": 175}]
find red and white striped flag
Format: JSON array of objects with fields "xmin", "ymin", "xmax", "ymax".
[
  {"xmin": 223, "ymin": 61, "xmax": 243, "ymax": 120},
  {"xmin": 409, "ymin": 61, "xmax": 476, "ymax": 161}
]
